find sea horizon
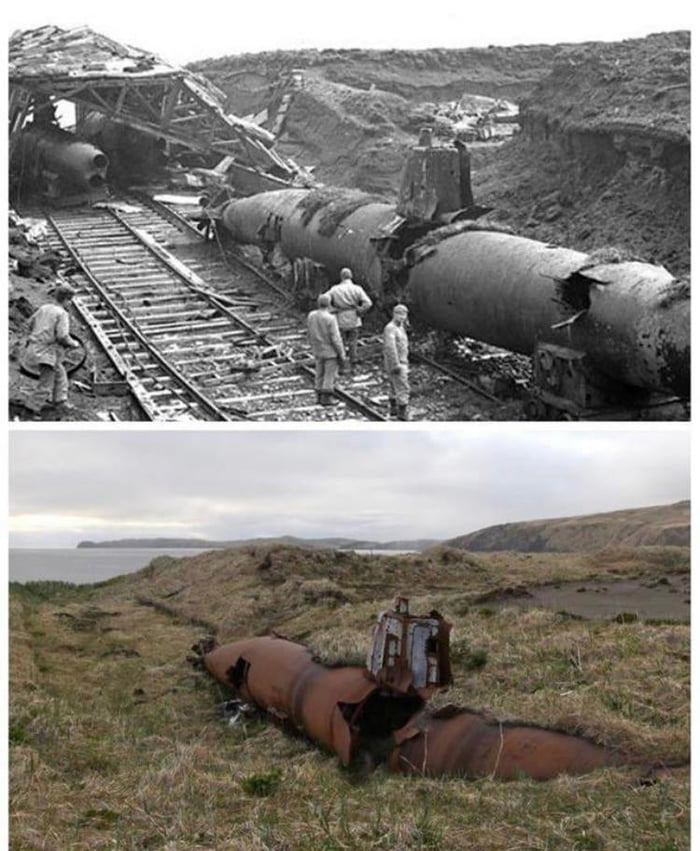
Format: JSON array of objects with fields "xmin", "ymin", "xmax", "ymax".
[{"xmin": 9, "ymin": 546, "xmax": 418, "ymax": 584}]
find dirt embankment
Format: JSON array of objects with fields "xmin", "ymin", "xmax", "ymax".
[
  {"xmin": 445, "ymin": 500, "xmax": 690, "ymax": 553},
  {"xmin": 190, "ymin": 44, "xmax": 559, "ymax": 191},
  {"xmin": 476, "ymin": 31, "xmax": 690, "ymax": 273},
  {"xmin": 276, "ymin": 77, "xmax": 416, "ymax": 192},
  {"xmin": 193, "ymin": 32, "xmax": 689, "ymax": 274},
  {"xmin": 191, "ymin": 44, "xmax": 560, "ymax": 110}
]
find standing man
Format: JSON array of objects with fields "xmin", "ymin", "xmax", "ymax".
[
  {"xmin": 24, "ymin": 283, "xmax": 80, "ymax": 415},
  {"xmin": 307, "ymin": 293, "xmax": 346, "ymax": 406},
  {"xmin": 324, "ymin": 267, "xmax": 372, "ymax": 373},
  {"xmin": 383, "ymin": 304, "xmax": 410, "ymax": 421}
]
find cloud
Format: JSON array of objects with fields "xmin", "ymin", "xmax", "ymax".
[{"xmin": 8, "ymin": 428, "xmax": 689, "ymax": 547}]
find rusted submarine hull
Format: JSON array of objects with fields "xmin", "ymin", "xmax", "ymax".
[
  {"xmin": 203, "ymin": 636, "xmax": 624, "ymax": 780},
  {"xmin": 203, "ymin": 636, "xmax": 418, "ymax": 765},
  {"xmin": 390, "ymin": 707, "xmax": 621, "ymax": 780},
  {"xmin": 221, "ymin": 189, "xmax": 689, "ymax": 397}
]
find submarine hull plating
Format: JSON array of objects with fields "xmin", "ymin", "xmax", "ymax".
[{"xmin": 222, "ymin": 189, "xmax": 689, "ymax": 397}]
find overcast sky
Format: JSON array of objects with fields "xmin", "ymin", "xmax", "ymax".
[
  {"xmin": 7, "ymin": 1, "xmax": 691, "ymax": 65},
  {"xmin": 8, "ymin": 428, "xmax": 689, "ymax": 548}
]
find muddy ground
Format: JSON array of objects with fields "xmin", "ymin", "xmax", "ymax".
[
  {"xmin": 9, "ymin": 271, "xmax": 142, "ymax": 422},
  {"xmin": 476, "ymin": 573, "xmax": 690, "ymax": 622}
]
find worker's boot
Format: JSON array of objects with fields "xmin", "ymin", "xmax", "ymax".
[
  {"xmin": 320, "ymin": 392, "xmax": 340, "ymax": 406},
  {"xmin": 397, "ymin": 404, "xmax": 409, "ymax": 421},
  {"xmin": 389, "ymin": 399, "xmax": 398, "ymax": 418}
]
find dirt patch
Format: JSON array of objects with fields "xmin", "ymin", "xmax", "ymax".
[
  {"xmin": 471, "ymin": 134, "xmax": 689, "ymax": 275},
  {"xmin": 477, "ymin": 574, "xmax": 689, "ymax": 622}
]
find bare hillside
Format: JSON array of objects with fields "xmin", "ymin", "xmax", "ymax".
[
  {"xmin": 445, "ymin": 500, "xmax": 690, "ymax": 553},
  {"xmin": 190, "ymin": 44, "xmax": 561, "ymax": 112},
  {"xmin": 192, "ymin": 32, "xmax": 689, "ymax": 274}
]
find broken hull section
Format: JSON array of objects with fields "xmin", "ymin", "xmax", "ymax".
[
  {"xmin": 202, "ymin": 636, "xmax": 625, "ymax": 781},
  {"xmin": 389, "ymin": 708, "xmax": 622, "ymax": 780},
  {"xmin": 203, "ymin": 636, "xmax": 419, "ymax": 765},
  {"xmin": 221, "ymin": 189, "xmax": 689, "ymax": 398},
  {"xmin": 407, "ymin": 232, "xmax": 689, "ymax": 396}
]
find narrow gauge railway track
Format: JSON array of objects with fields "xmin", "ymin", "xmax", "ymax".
[
  {"xmin": 41, "ymin": 195, "xmax": 504, "ymax": 421},
  {"xmin": 42, "ymin": 201, "xmax": 385, "ymax": 421}
]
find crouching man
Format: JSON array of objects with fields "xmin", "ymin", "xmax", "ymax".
[
  {"xmin": 24, "ymin": 283, "xmax": 80, "ymax": 416},
  {"xmin": 307, "ymin": 293, "xmax": 346, "ymax": 406},
  {"xmin": 383, "ymin": 304, "xmax": 410, "ymax": 420}
]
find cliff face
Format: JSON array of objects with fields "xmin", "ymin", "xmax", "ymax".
[
  {"xmin": 444, "ymin": 501, "xmax": 690, "ymax": 553},
  {"xmin": 475, "ymin": 31, "xmax": 690, "ymax": 272}
]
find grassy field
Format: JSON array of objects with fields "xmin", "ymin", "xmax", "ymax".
[{"xmin": 9, "ymin": 545, "xmax": 689, "ymax": 850}]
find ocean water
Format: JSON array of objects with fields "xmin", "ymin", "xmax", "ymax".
[
  {"xmin": 8, "ymin": 547, "xmax": 418, "ymax": 585},
  {"xmin": 8, "ymin": 548, "xmax": 210, "ymax": 585}
]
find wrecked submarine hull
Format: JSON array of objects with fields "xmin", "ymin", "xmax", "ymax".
[
  {"xmin": 11, "ymin": 126, "xmax": 109, "ymax": 194},
  {"xmin": 407, "ymin": 231, "xmax": 689, "ymax": 397},
  {"xmin": 202, "ymin": 636, "xmax": 625, "ymax": 781},
  {"xmin": 223, "ymin": 188, "xmax": 395, "ymax": 291},
  {"xmin": 221, "ymin": 188, "xmax": 689, "ymax": 398},
  {"xmin": 203, "ymin": 636, "xmax": 417, "ymax": 765},
  {"xmin": 390, "ymin": 708, "xmax": 622, "ymax": 781}
]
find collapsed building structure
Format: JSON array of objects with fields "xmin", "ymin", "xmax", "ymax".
[
  {"xmin": 8, "ymin": 25, "xmax": 310, "ymax": 204},
  {"xmin": 196, "ymin": 599, "xmax": 627, "ymax": 780}
]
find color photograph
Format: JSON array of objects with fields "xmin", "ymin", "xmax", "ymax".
[{"xmin": 8, "ymin": 428, "xmax": 690, "ymax": 848}]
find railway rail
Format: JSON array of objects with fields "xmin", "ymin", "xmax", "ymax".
[{"xmin": 36, "ymin": 194, "xmax": 509, "ymax": 422}]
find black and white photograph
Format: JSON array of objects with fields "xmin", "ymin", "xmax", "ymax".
[{"xmin": 7, "ymin": 2, "xmax": 690, "ymax": 422}]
